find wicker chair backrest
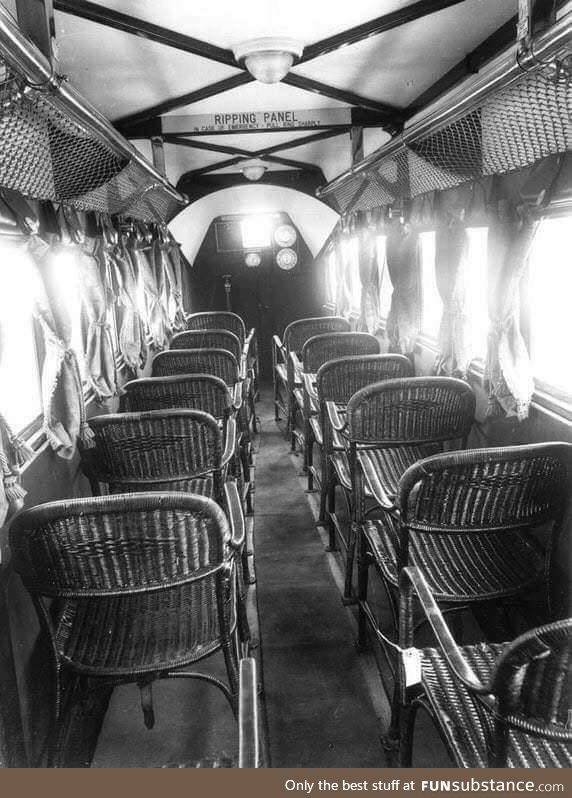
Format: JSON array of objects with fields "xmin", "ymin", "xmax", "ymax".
[
  {"xmin": 317, "ymin": 354, "xmax": 413, "ymax": 405},
  {"xmin": 87, "ymin": 409, "xmax": 222, "ymax": 491},
  {"xmin": 10, "ymin": 492, "xmax": 230, "ymax": 596},
  {"xmin": 399, "ymin": 442, "xmax": 572, "ymax": 534},
  {"xmin": 171, "ymin": 330, "xmax": 242, "ymax": 362},
  {"xmin": 152, "ymin": 349, "xmax": 239, "ymax": 387},
  {"xmin": 120, "ymin": 375, "xmax": 232, "ymax": 420},
  {"xmin": 347, "ymin": 377, "xmax": 475, "ymax": 445},
  {"xmin": 491, "ymin": 617, "xmax": 572, "ymax": 739},
  {"xmin": 283, "ymin": 316, "xmax": 350, "ymax": 356},
  {"xmin": 186, "ymin": 312, "xmax": 246, "ymax": 343},
  {"xmin": 302, "ymin": 332, "xmax": 380, "ymax": 373}
]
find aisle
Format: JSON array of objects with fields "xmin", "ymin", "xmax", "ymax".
[{"xmin": 253, "ymin": 387, "xmax": 388, "ymax": 767}]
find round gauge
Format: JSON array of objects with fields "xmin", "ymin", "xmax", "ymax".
[
  {"xmin": 274, "ymin": 224, "xmax": 297, "ymax": 248},
  {"xmin": 245, "ymin": 252, "xmax": 261, "ymax": 268},
  {"xmin": 276, "ymin": 247, "xmax": 298, "ymax": 271}
]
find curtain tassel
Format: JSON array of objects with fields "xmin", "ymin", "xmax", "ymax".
[
  {"xmin": 9, "ymin": 436, "xmax": 34, "ymax": 468},
  {"xmin": 3, "ymin": 474, "xmax": 27, "ymax": 510},
  {"xmin": 80, "ymin": 422, "xmax": 96, "ymax": 449}
]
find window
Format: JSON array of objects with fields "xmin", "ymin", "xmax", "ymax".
[
  {"xmin": 241, "ymin": 215, "xmax": 272, "ymax": 249},
  {"xmin": 376, "ymin": 235, "xmax": 393, "ymax": 320},
  {"xmin": 420, "ymin": 231, "xmax": 441, "ymax": 339},
  {"xmin": 0, "ymin": 243, "xmax": 43, "ymax": 433},
  {"xmin": 527, "ymin": 216, "xmax": 572, "ymax": 396}
]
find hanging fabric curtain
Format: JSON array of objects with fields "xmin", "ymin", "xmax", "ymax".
[
  {"xmin": 153, "ymin": 235, "xmax": 174, "ymax": 340},
  {"xmin": 385, "ymin": 219, "xmax": 421, "ymax": 353},
  {"xmin": 105, "ymin": 222, "xmax": 148, "ymax": 374},
  {"xmin": 358, "ymin": 212, "xmax": 381, "ymax": 334},
  {"xmin": 0, "ymin": 413, "xmax": 33, "ymax": 526},
  {"xmin": 161, "ymin": 232, "xmax": 186, "ymax": 331},
  {"xmin": 484, "ymin": 202, "xmax": 537, "ymax": 420},
  {"xmin": 62, "ymin": 210, "xmax": 117, "ymax": 402},
  {"xmin": 128, "ymin": 226, "xmax": 168, "ymax": 349},
  {"xmin": 434, "ymin": 212, "xmax": 472, "ymax": 376}
]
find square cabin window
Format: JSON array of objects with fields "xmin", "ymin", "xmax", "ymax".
[
  {"xmin": 527, "ymin": 216, "xmax": 572, "ymax": 397},
  {"xmin": 0, "ymin": 244, "xmax": 43, "ymax": 433}
]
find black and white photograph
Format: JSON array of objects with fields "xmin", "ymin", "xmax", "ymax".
[{"xmin": 0, "ymin": 0, "xmax": 570, "ymax": 776}]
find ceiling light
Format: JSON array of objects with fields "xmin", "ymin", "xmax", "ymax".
[
  {"xmin": 240, "ymin": 158, "xmax": 267, "ymax": 182},
  {"xmin": 233, "ymin": 38, "xmax": 303, "ymax": 84}
]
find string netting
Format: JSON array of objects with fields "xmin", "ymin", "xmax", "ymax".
[
  {"xmin": 323, "ymin": 63, "xmax": 572, "ymax": 214},
  {"xmin": 0, "ymin": 59, "xmax": 182, "ymax": 222}
]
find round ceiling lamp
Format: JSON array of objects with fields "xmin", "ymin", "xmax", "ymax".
[
  {"xmin": 233, "ymin": 38, "xmax": 303, "ymax": 84},
  {"xmin": 240, "ymin": 158, "xmax": 267, "ymax": 181}
]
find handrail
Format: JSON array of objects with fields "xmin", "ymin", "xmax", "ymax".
[
  {"xmin": 0, "ymin": 5, "xmax": 186, "ymax": 206},
  {"xmin": 317, "ymin": 5, "xmax": 572, "ymax": 199}
]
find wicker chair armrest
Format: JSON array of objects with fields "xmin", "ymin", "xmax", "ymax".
[
  {"xmin": 326, "ymin": 401, "xmax": 347, "ymax": 434},
  {"xmin": 232, "ymin": 382, "xmax": 243, "ymax": 412},
  {"xmin": 222, "ymin": 416, "xmax": 237, "ymax": 469},
  {"xmin": 239, "ymin": 657, "xmax": 260, "ymax": 768},
  {"xmin": 399, "ymin": 567, "xmax": 492, "ymax": 697},
  {"xmin": 272, "ymin": 335, "xmax": 285, "ymax": 363},
  {"xmin": 302, "ymin": 372, "xmax": 318, "ymax": 404},
  {"xmin": 357, "ymin": 450, "xmax": 397, "ymax": 511},
  {"xmin": 289, "ymin": 351, "xmax": 303, "ymax": 386},
  {"xmin": 224, "ymin": 480, "xmax": 245, "ymax": 551}
]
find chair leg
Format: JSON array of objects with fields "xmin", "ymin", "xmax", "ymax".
[
  {"xmin": 344, "ymin": 521, "xmax": 358, "ymax": 602},
  {"xmin": 306, "ymin": 424, "xmax": 314, "ymax": 490},
  {"xmin": 357, "ymin": 529, "xmax": 370, "ymax": 650},
  {"xmin": 397, "ymin": 699, "xmax": 419, "ymax": 768},
  {"xmin": 138, "ymin": 679, "xmax": 155, "ymax": 729},
  {"xmin": 327, "ymin": 475, "xmax": 338, "ymax": 551}
]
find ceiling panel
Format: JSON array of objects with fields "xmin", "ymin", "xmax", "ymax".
[{"xmin": 83, "ymin": 0, "xmax": 414, "ymax": 48}]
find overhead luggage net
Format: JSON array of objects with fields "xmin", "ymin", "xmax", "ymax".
[
  {"xmin": 0, "ymin": 59, "xmax": 183, "ymax": 222},
  {"xmin": 319, "ymin": 64, "xmax": 571, "ymax": 214}
]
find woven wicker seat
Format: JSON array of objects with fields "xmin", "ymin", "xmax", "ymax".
[
  {"xmin": 397, "ymin": 567, "xmax": 572, "ymax": 768},
  {"xmin": 272, "ymin": 316, "xmax": 350, "ymax": 435},
  {"xmin": 347, "ymin": 377, "xmax": 475, "ymax": 628},
  {"xmin": 10, "ymin": 492, "xmax": 243, "ymax": 767},
  {"xmin": 309, "ymin": 355, "xmax": 413, "ymax": 574},
  {"xmin": 295, "ymin": 332, "xmax": 380, "ymax": 465}
]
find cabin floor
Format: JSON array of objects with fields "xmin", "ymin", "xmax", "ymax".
[{"xmin": 83, "ymin": 384, "xmax": 452, "ymax": 768}]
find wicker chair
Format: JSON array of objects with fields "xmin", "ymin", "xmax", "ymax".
[
  {"xmin": 153, "ymin": 348, "xmax": 256, "ymax": 446},
  {"xmin": 272, "ymin": 316, "xmax": 350, "ymax": 435},
  {"xmin": 295, "ymin": 331, "xmax": 381, "ymax": 472},
  {"xmin": 185, "ymin": 311, "xmax": 258, "ymax": 399},
  {"xmin": 150, "ymin": 352, "xmax": 254, "ymax": 513},
  {"xmin": 382, "ymin": 442, "xmax": 572, "ymax": 630},
  {"xmin": 397, "ymin": 566, "xmax": 572, "ymax": 768},
  {"xmin": 336, "ymin": 377, "xmax": 475, "ymax": 621},
  {"xmin": 10, "ymin": 491, "xmax": 243, "ymax": 767},
  {"xmin": 84, "ymin": 409, "xmax": 235, "ymax": 503},
  {"xmin": 120, "ymin": 374, "xmax": 234, "ymax": 422},
  {"xmin": 310, "ymin": 355, "xmax": 413, "ymax": 566}
]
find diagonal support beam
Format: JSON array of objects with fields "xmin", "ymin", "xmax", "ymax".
[
  {"xmin": 116, "ymin": 72, "xmax": 254, "ymax": 132},
  {"xmin": 54, "ymin": 0, "xmax": 237, "ymax": 66},
  {"xmin": 300, "ymin": 0, "xmax": 468, "ymax": 62},
  {"xmin": 282, "ymin": 73, "xmax": 405, "ymax": 131}
]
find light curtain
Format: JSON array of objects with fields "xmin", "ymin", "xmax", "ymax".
[{"xmin": 385, "ymin": 220, "xmax": 421, "ymax": 354}]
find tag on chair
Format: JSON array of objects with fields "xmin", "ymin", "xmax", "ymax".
[{"xmin": 402, "ymin": 647, "xmax": 422, "ymax": 687}]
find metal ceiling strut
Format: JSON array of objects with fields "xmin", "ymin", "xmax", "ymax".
[
  {"xmin": 317, "ymin": 5, "xmax": 572, "ymax": 200},
  {"xmin": 0, "ymin": 4, "xmax": 186, "ymax": 206}
]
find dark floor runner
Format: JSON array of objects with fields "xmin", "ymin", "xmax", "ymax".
[{"xmin": 254, "ymin": 389, "xmax": 386, "ymax": 767}]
